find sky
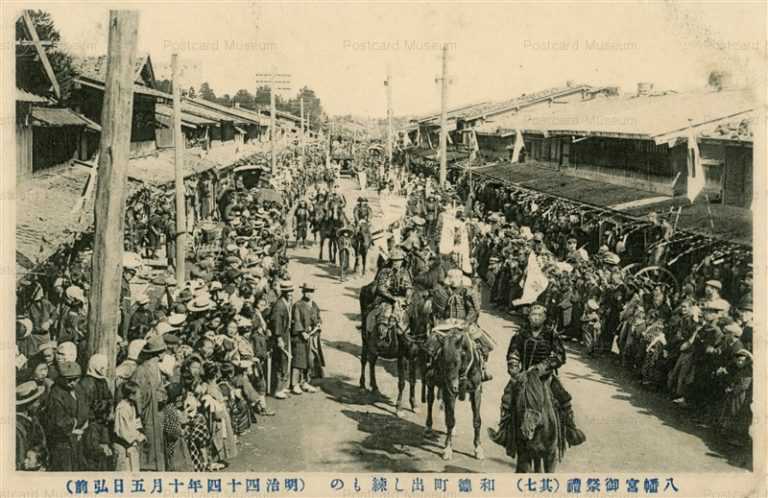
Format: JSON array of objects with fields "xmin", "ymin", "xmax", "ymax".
[{"xmin": 26, "ymin": 1, "xmax": 768, "ymax": 118}]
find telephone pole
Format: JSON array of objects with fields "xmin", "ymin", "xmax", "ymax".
[
  {"xmin": 438, "ymin": 43, "xmax": 449, "ymax": 188},
  {"xmin": 254, "ymin": 69, "xmax": 291, "ymax": 173},
  {"xmin": 385, "ymin": 64, "xmax": 393, "ymax": 168},
  {"xmin": 87, "ymin": 10, "xmax": 139, "ymax": 378},
  {"xmin": 171, "ymin": 54, "xmax": 186, "ymax": 286},
  {"xmin": 300, "ymin": 96, "xmax": 305, "ymax": 171}
]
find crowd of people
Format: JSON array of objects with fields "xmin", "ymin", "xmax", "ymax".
[
  {"xmin": 461, "ymin": 176, "xmax": 754, "ymax": 446},
  {"xmin": 13, "ymin": 138, "xmax": 754, "ymax": 472},
  {"xmin": 15, "ymin": 145, "xmax": 346, "ymax": 472}
]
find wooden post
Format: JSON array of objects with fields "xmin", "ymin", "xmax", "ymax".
[
  {"xmin": 172, "ymin": 54, "xmax": 186, "ymax": 286},
  {"xmin": 270, "ymin": 65, "xmax": 277, "ymax": 173},
  {"xmin": 87, "ymin": 10, "xmax": 139, "ymax": 378},
  {"xmin": 300, "ymin": 97, "xmax": 305, "ymax": 172},
  {"xmin": 438, "ymin": 43, "xmax": 449, "ymax": 188},
  {"xmin": 385, "ymin": 64, "xmax": 393, "ymax": 168}
]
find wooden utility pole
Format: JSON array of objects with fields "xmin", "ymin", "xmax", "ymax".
[
  {"xmin": 438, "ymin": 43, "xmax": 449, "ymax": 188},
  {"xmin": 87, "ymin": 10, "xmax": 139, "ymax": 378},
  {"xmin": 270, "ymin": 66, "xmax": 277, "ymax": 172},
  {"xmin": 255, "ymin": 70, "xmax": 291, "ymax": 173},
  {"xmin": 172, "ymin": 54, "xmax": 186, "ymax": 286},
  {"xmin": 385, "ymin": 64, "xmax": 393, "ymax": 168},
  {"xmin": 300, "ymin": 97, "xmax": 305, "ymax": 171},
  {"xmin": 326, "ymin": 119, "xmax": 333, "ymax": 169}
]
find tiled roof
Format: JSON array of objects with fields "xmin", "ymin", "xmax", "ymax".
[
  {"xmin": 30, "ymin": 106, "xmax": 102, "ymax": 131},
  {"xmin": 186, "ymin": 98, "xmax": 264, "ymax": 125},
  {"xmin": 127, "ymin": 148, "xmax": 219, "ymax": 185},
  {"xmin": 476, "ymin": 88, "xmax": 756, "ymax": 141},
  {"xmin": 156, "ymin": 103, "xmax": 217, "ymax": 126},
  {"xmin": 16, "ymin": 164, "xmax": 94, "ymax": 268},
  {"xmin": 476, "ymin": 162, "xmax": 667, "ymax": 209},
  {"xmin": 72, "ymin": 54, "xmax": 148, "ymax": 85},
  {"xmin": 700, "ymin": 117, "xmax": 753, "ymax": 143}
]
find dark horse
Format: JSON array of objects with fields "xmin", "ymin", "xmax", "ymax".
[
  {"xmin": 515, "ymin": 369, "xmax": 565, "ymax": 472},
  {"xmin": 490, "ymin": 368, "xmax": 565, "ymax": 472},
  {"xmin": 424, "ymin": 325, "xmax": 484, "ymax": 461},
  {"xmin": 352, "ymin": 221, "xmax": 373, "ymax": 276},
  {"xmin": 318, "ymin": 200, "xmax": 347, "ymax": 263},
  {"xmin": 358, "ymin": 285, "xmax": 423, "ymax": 416}
]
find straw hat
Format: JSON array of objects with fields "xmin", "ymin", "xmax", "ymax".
[{"xmin": 16, "ymin": 381, "xmax": 46, "ymax": 406}]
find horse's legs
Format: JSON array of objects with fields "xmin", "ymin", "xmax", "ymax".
[
  {"xmin": 396, "ymin": 357, "xmax": 406, "ymax": 416},
  {"xmin": 534, "ymin": 458, "xmax": 543, "ymax": 473},
  {"xmin": 361, "ymin": 250, "xmax": 367, "ymax": 275},
  {"xmin": 442, "ymin": 392, "xmax": 455, "ymax": 460},
  {"xmin": 471, "ymin": 389, "xmax": 484, "ymax": 459},
  {"xmin": 516, "ymin": 452, "xmax": 531, "ymax": 473},
  {"xmin": 425, "ymin": 384, "xmax": 435, "ymax": 435},
  {"xmin": 318, "ymin": 237, "xmax": 325, "ymax": 260},
  {"xmin": 544, "ymin": 453, "xmax": 558, "ymax": 473},
  {"xmin": 359, "ymin": 337, "xmax": 367, "ymax": 389},
  {"xmin": 369, "ymin": 355, "xmax": 380, "ymax": 395},
  {"xmin": 409, "ymin": 358, "xmax": 419, "ymax": 413}
]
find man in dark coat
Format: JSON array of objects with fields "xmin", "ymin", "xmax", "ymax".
[
  {"xmin": 489, "ymin": 304, "xmax": 585, "ymax": 456},
  {"xmin": 44, "ymin": 361, "xmax": 89, "ymax": 471},
  {"xmin": 291, "ymin": 284, "xmax": 323, "ymax": 393},
  {"xmin": 270, "ymin": 281, "xmax": 294, "ymax": 399}
]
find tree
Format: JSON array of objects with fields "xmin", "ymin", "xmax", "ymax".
[
  {"xmin": 254, "ymin": 85, "xmax": 271, "ymax": 107},
  {"xmin": 218, "ymin": 94, "xmax": 232, "ymax": 106},
  {"xmin": 199, "ymin": 81, "xmax": 216, "ymax": 101},
  {"xmin": 232, "ymin": 88, "xmax": 255, "ymax": 109},
  {"xmin": 187, "ymin": 86, "xmax": 197, "ymax": 99}
]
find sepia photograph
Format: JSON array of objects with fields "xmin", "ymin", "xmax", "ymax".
[{"xmin": 2, "ymin": 1, "xmax": 766, "ymax": 496}]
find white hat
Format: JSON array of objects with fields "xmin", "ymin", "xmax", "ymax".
[
  {"xmin": 65, "ymin": 286, "xmax": 87, "ymax": 303},
  {"xmin": 167, "ymin": 312, "xmax": 187, "ymax": 327}
]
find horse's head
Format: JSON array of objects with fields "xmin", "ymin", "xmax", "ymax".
[{"xmin": 439, "ymin": 329, "xmax": 473, "ymax": 399}]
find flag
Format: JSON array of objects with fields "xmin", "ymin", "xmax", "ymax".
[
  {"xmin": 512, "ymin": 251, "xmax": 550, "ymax": 306},
  {"xmin": 686, "ymin": 125, "xmax": 705, "ymax": 203},
  {"xmin": 511, "ymin": 129, "xmax": 524, "ymax": 163}
]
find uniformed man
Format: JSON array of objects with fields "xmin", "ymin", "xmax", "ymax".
[
  {"xmin": 490, "ymin": 304, "xmax": 585, "ymax": 452},
  {"xmin": 353, "ymin": 197, "xmax": 372, "ymax": 225},
  {"xmin": 291, "ymin": 284, "xmax": 323, "ymax": 393},
  {"xmin": 430, "ymin": 269, "xmax": 493, "ymax": 382},
  {"xmin": 368, "ymin": 248, "xmax": 412, "ymax": 334}
]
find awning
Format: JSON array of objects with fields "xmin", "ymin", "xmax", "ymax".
[
  {"xmin": 30, "ymin": 106, "xmax": 102, "ymax": 131},
  {"xmin": 475, "ymin": 162, "xmax": 670, "ymax": 211}
]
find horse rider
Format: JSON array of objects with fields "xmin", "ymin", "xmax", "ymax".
[
  {"xmin": 430, "ymin": 269, "xmax": 493, "ymax": 382},
  {"xmin": 336, "ymin": 227, "xmax": 354, "ymax": 273},
  {"xmin": 368, "ymin": 248, "xmax": 412, "ymax": 339},
  {"xmin": 490, "ymin": 304, "xmax": 586, "ymax": 453},
  {"xmin": 353, "ymin": 197, "xmax": 372, "ymax": 225}
]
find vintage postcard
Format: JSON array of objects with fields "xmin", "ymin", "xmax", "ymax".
[{"xmin": 0, "ymin": 1, "xmax": 765, "ymax": 497}]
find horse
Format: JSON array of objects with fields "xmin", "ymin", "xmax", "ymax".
[
  {"xmin": 318, "ymin": 201, "xmax": 347, "ymax": 263},
  {"xmin": 424, "ymin": 324, "xmax": 484, "ymax": 461},
  {"xmin": 352, "ymin": 221, "xmax": 373, "ymax": 276},
  {"xmin": 358, "ymin": 286, "xmax": 425, "ymax": 416},
  {"xmin": 513, "ymin": 369, "xmax": 565, "ymax": 473}
]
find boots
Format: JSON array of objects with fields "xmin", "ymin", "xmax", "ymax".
[
  {"xmin": 479, "ymin": 352, "xmax": 493, "ymax": 382},
  {"xmin": 561, "ymin": 402, "xmax": 586, "ymax": 446}
]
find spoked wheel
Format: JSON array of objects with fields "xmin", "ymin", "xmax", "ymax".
[{"xmin": 634, "ymin": 265, "xmax": 679, "ymax": 292}]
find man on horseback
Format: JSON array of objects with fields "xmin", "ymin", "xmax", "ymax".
[
  {"xmin": 429, "ymin": 269, "xmax": 493, "ymax": 382},
  {"xmin": 294, "ymin": 200, "xmax": 311, "ymax": 248},
  {"xmin": 353, "ymin": 197, "xmax": 372, "ymax": 225},
  {"xmin": 489, "ymin": 304, "xmax": 585, "ymax": 456},
  {"xmin": 367, "ymin": 248, "xmax": 412, "ymax": 342}
]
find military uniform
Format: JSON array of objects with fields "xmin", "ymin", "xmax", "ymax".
[{"xmin": 493, "ymin": 321, "xmax": 585, "ymax": 448}]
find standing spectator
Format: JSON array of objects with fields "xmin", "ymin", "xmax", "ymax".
[
  {"xmin": 16, "ymin": 381, "xmax": 47, "ymax": 470},
  {"xmin": 270, "ymin": 281, "xmax": 294, "ymax": 399},
  {"xmin": 131, "ymin": 336, "xmax": 168, "ymax": 471},
  {"xmin": 44, "ymin": 361, "xmax": 88, "ymax": 471},
  {"xmin": 113, "ymin": 380, "xmax": 145, "ymax": 471}
]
